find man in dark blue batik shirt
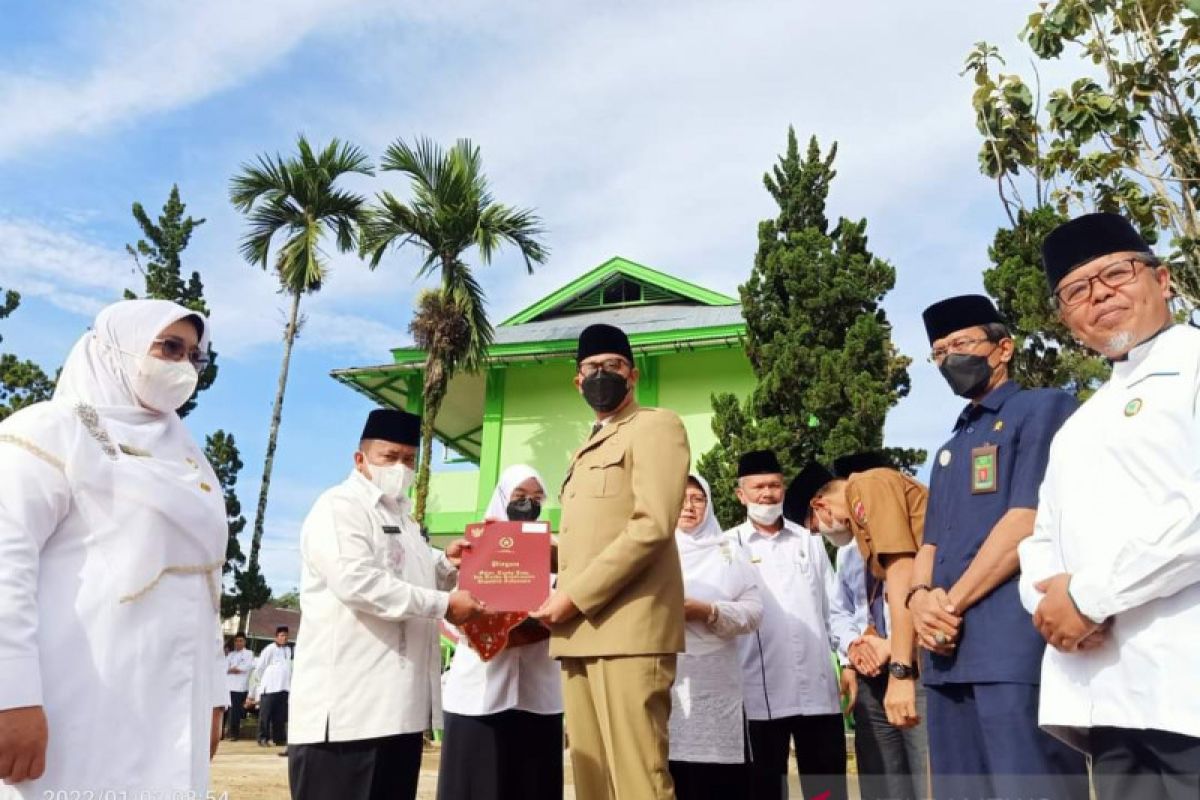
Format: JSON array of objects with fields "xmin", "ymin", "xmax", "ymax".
[{"xmin": 908, "ymin": 294, "xmax": 1088, "ymax": 800}]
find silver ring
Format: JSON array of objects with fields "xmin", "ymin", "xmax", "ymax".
[{"xmin": 934, "ymin": 632, "xmax": 948, "ymax": 646}]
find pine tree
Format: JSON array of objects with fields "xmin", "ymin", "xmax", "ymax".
[
  {"xmin": 699, "ymin": 129, "xmax": 924, "ymax": 528},
  {"xmin": 124, "ymin": 184, "xmax": 216, "ymax": 418},
  {"xmin": 126, "ymin": 186, "xmax": 269, "ymax": 623}
]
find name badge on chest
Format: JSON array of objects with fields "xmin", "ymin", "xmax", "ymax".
[
  {"xmin": 970, "ymin": 444, "xmax": 998, "ymax": 494},
  {"xmin": 382, "ymin": 525, "xmax": 402, "ymax": 535}
]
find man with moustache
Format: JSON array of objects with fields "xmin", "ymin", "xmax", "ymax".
[
  {"xmin": 1019, "ymin": 212, "xmax": 1200, "ymax": 798},
  {"xmin": 531, "ymin": 323, "xmax": 690, "ymax": 800}
]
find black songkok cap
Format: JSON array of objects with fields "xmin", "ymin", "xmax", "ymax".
[
  {"xmin": 832, "ymin": 451, "xmax": 893, "ymax": 478},
  {"xmin": 1041, "ymin": 212, "xmax": 1151, "ymax": 290},
  {"xmin": 275, "ymin": 625, "xmax": 289, "ymax": 634},
  {"xmin": 576, "ymin": 323, "xmax": 635, "ymax": 364},
  {"xmin": 737, "ymin": 449, "xmax": 783, "ymax": 478},
  {"xmin": 784, "ymin": 462, "xmax": 836, "ymax": 524},
  {"xmin": 361, "ymin": 408, "xmax": 421, "ymax": 447},
  {"xmin": 922, "ymin": 294, "xmax": 1005, "ymax": 344}
]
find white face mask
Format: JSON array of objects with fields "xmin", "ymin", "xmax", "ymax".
[
  {"xmin": 132, "ymin": 355, "xmax": 199, "ymax": 413},
  {"xmin": 746, "ymin": 502, "xmax": 783, "ymax": 526},
  {"xmin": 367, "ymin": 461, "xmax": 415, "ymax": 501},
  {"xmin": 810, "ymin": 506, "xmax": 853, "ymax": 547}
]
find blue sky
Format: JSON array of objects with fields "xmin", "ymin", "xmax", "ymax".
[{"xmin": 0, "ymin": 1, "xmax": 1076, "ymax": 592}]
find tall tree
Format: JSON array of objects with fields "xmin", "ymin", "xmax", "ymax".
[
  {"xmin": 982, "ymin": 205, "xmax": 1111, "ymax": 398},
  {"xmin": 0, "ymin": 290, "xmax": 54, "ymax": 421},
  {"xmin": 962, "ymin": 0, "xmax": 1200, "ymax": 305},
  {"xmin": 125, "ymin": 186, "xmax": 268, "ymax": 621},
  {"xmin": 699, "ymin": 129, "xmax": 922, "ymax": 528},
  {"xmin": 230, "ymin": 136, "xmax": 373, "ymax": 619},
  {"xmin": 124, "ymin": 184, "xmax": 217, "ymax": 418},
  {"xmin": 360, "ymin": 137, "xmax": 547, "ymax": 522}
]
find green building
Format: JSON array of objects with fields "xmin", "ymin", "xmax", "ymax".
[{"xmin": 332, "ymin": 256, "xmax": 755, "ymax": 543}]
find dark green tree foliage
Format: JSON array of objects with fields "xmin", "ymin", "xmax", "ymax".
[
  {"xmin": 0, "ymin": 290, "xmax": 55, "ymax": 422},
  {"xmin": 206, "ymin": 431, "xmax": 268, "ymax": 619},
  {"xmin": 127, "ymin": 186, "xmax": 268, "ymax": 621},
  {"xmin": 699, "ymin": 129, "xmax": 923, "ymax": 528},
  {"xmin": 124, "ymin": 184, "xmax": 217, "ymax": 418},
  {"xmin": 982, "ymin": 206, "xmax": 1110, "ymax": 398}
]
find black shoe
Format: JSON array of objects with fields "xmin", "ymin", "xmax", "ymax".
[{"xmin": 277, "ymin": 748, "xmax": 289, "ymax": 757}]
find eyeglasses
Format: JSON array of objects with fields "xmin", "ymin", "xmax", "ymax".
[
  {"xmin": 928, "ymin": 336, "xmax": 991, "ymax": 364},
  {"xmin": 152, "ymin": 336, "xmax": 210, "ymax": 370},
  {"xmin": 681, "ymin": 493, "xmax": 708, "ymax": 508},
  {"xmin": 1054, "ymin": 258, "xmax": 1146, "ymax": 308},
  {"xmin": 577, "ymin": 358, "xmax": 631, "ymax": 377}
]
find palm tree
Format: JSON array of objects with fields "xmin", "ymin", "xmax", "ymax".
[
  {"xmin": 361, "ymin": 137, "xmax": 548, "ymax": 521},
  {"xmin": 230, "ymin": 136, "xmax": 373, "ymax": 619}
]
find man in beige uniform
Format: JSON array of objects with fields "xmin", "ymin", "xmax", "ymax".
[{"xmin": 532, "ymin": 323, "xmax": 691, "ymax": 800}]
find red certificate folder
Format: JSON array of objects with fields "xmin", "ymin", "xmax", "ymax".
[{"xmin": 458, "ymin": 520, "xmax": 552, "ymax": 612}]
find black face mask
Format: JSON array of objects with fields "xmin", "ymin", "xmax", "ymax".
[
  {"xmin": 580, "ymin": 370, "xmax": 629, "ymax": 412},
  {"xmin": 938, "ymin": 352, "xmax": 993, "ymax": 398},
  {"xmin": 506, "ymin": 497, "xmax": 542, "ymax": 521}
]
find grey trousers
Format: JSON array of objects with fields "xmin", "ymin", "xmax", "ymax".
[{"xmin": 852, "ymin": 671, "xmax": 930, "ymax": 800}]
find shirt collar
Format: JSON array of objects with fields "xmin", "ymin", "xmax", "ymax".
[
  {"xmin": 1111, "ymin": 322, "xmax": 1175, "ymax": 368},
  {"xmin": 953, "ymin": 379, "xmax": 1020, "ymax": 431}
]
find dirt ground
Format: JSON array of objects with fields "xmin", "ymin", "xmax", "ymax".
[
  {"xmin": 210, "ymin": 739, "xmax": 574, "ymax": 800},
  {"xmin": 210, "ymin": 738, "xmax": 856, "ymax": 800}
]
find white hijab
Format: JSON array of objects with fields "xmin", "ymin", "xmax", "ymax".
[
  {"xmin": 52, "ymin": 300, "xmax": 226, "ymax": 607},
  {"xmin": 675, "ymin": 474, "xmax": 754, "ymax": 655},
  {"xmin": 484, "ymin": 464, "xmax": 547, "ymax": 522}
]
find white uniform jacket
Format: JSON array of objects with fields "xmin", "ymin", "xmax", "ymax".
[
  {"xmin": 289, "ymin": 471, "xmax": 457, "ymax": 744},
  {"xmin": 1019, "ymin": 325, "xmax": 1200, "ymax": 746},
  {"xmin": 727, "ymin": 520, "xmax": 841, "ymax": 720}
]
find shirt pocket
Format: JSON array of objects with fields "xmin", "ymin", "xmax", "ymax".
[{"xmin": 586, "ymin": 444, "xmax": 627, "ymax": 498}]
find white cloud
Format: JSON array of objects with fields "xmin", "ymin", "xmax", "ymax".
[
  {"xmin": 0, "ymin": 0, "xmax": 399, "ymax": 160},
  {"xmin": 0, "ymin": 215, "xmax": 417, "ymax": 359}
]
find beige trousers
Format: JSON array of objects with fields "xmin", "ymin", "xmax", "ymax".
[{"xmin": 561, "ymin": 654, "xmax": 677, "ymax": 800}]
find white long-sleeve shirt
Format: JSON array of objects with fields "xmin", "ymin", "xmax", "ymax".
[
  {"xmin": 1019, "ymin": 325, "xmax": 1200, "ymax": 746},
  {"xmin": 288, "ymin": 470, "xmax": 457, "ymax": 744},
  {"xmin": 0, "ymin": 404, "xmax": 228, "ymax": 797},
  {"xmin": 250, "ymin": 642, "xmax": 292, "ymax": 698},
  {"xmin": 727, "ymin": 520, "xmax": 841, "ymax": 720},
  {"xmin": 225, "ymin": 648, "xmax": 255, "ymax": 694}
]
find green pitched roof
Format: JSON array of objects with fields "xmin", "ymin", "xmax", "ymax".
[{"xmin": 500, "ymin": 256, "xmax": 737, "ymax": 326}]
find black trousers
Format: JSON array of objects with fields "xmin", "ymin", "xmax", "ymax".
[
  {"xmin": 852, "ymin": 673, "xmax": 929, "ymax": 800},
  {"xmin": 259, "ymin": 691, "xmax": 289, "ymax": 744},
  {"xmin": 747, "ymin": 713, "xmax": 848, "ymax": 800},
  {"xmin": 669, "ymin": 759, "xmax": 748, "ymax": 800},
  {"xmin": 437, "ymin": 710, "xmax": 563, "ymax": 800},
  {"xmin": 225, "ymin": 691, "xmax": 248, "ymax": 739},
  {"xmin": 1090, "ymin": 726, "xmax": 1200, "ymax": 800},
  {"xmin": 289, "ymin": 731, "xmax": 424, "ymax": 800}
]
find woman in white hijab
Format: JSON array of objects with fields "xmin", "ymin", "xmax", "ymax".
[
  {"xmin": 437, "ymin": 464, "xmax": 564, "ymax": 800},
  {"xmin": 0, "ymin": 300, "xmax": 229, "ymax": 797},
  {"xmin": 670, "ymin": 474, "xmax": 764, "ymax": 800}
]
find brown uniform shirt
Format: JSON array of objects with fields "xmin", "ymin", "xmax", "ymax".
[{"xmin": 845, "ymin": 467, "xmax": 927, "ymax": 580}]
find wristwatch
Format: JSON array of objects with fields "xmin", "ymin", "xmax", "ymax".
[
  {"xmin": 888, "ymin": 662, "xmax": 916, "ymax": 680},
  {"xmin": 706, "ymin": 604, "xmax": 720, "ymax": 626}
]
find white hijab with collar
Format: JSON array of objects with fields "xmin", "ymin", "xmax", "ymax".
[
  {"xmin": 53, "ymin": 300, "xmax": 226, "ymax": 607},
  {"xmin": 484, "ymin": 464, "xmax": 547, "ymax": 521},
  {"xmin": 675, "ymin": 474, "xmax": 751, "ymax": 655}
]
